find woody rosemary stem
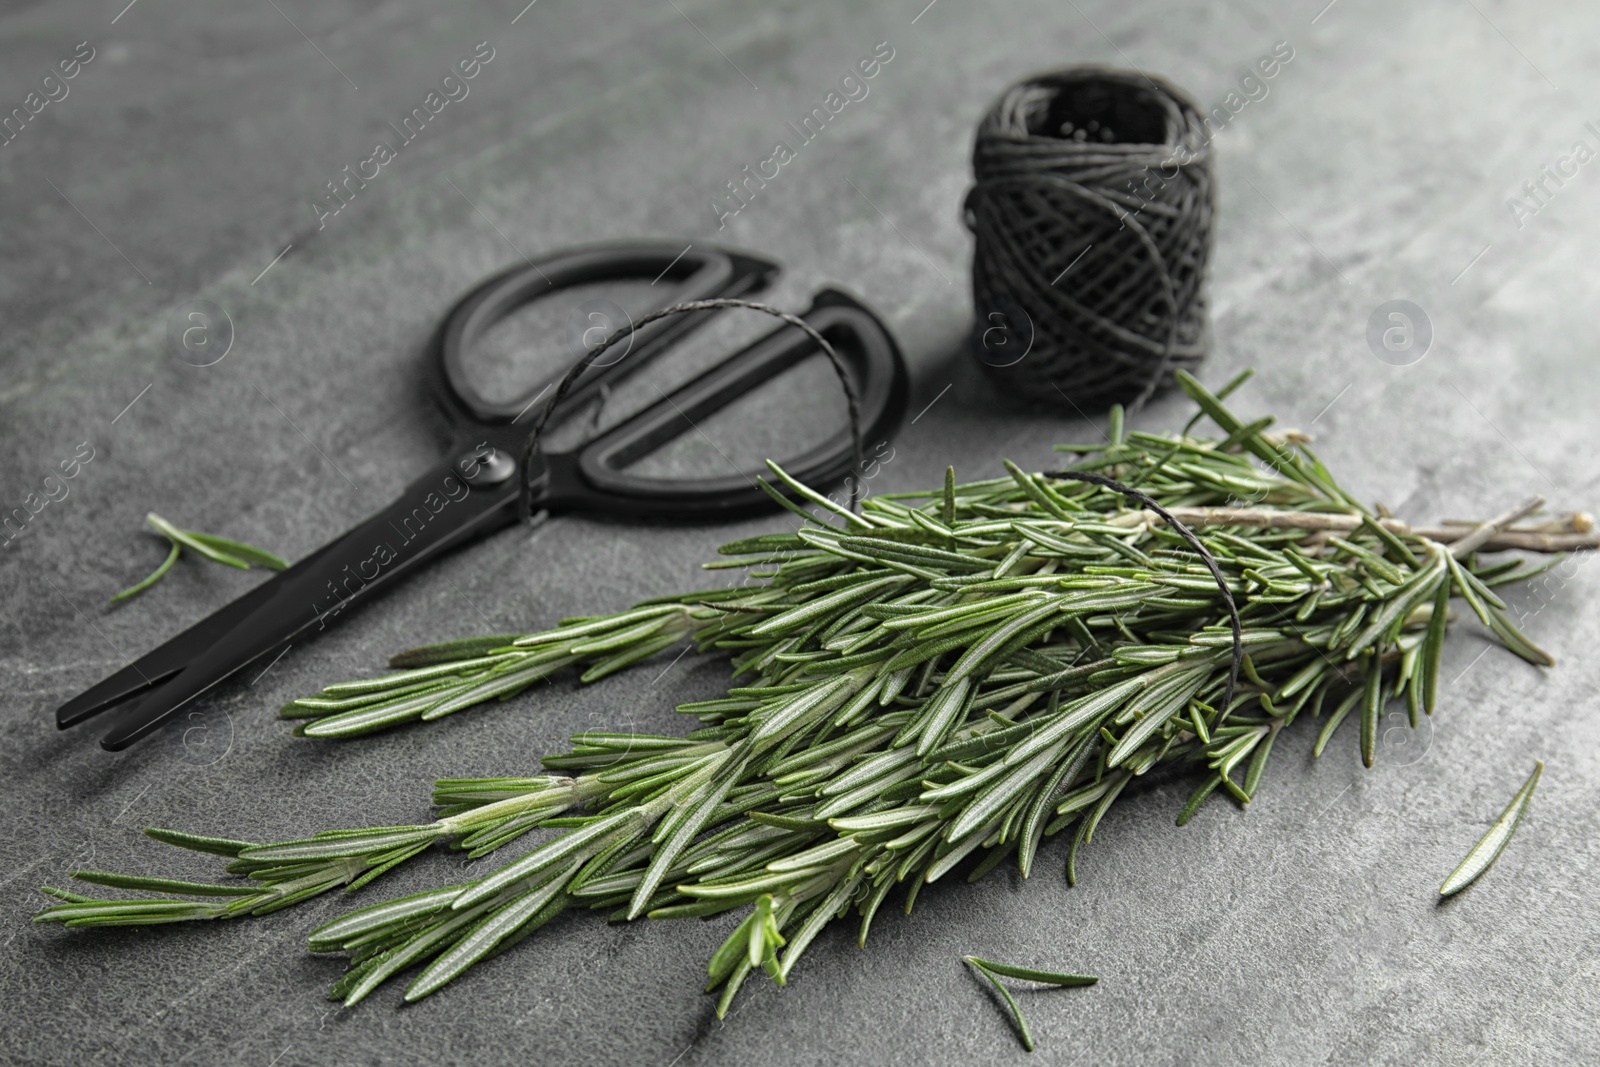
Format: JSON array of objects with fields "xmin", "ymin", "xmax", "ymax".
[{"xmin": 1152, "ymin": 500, "xmax": 1595, "ymax": 553}]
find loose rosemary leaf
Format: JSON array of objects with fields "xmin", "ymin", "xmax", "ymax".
[
  {"xmin": 109, "ymin": 542, "xmax": 180, "ymax": 604},
  {"xmin": 1439, "ymin": 761, "xmax": 1543, "ymax": 898},
  {"xmin": 964, "ymin": 955, "xmax": 1098, "ymax": 986},
  {"xmin": 963, "ymin": 954, "xmax": 1096, "ymax": 1052},
  {"xmin": 110, "ymin": 513, "xmax": 287, "ymax": 603}
]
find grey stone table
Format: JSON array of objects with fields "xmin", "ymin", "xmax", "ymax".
[{"xmin": 2, "ymin": 0, "xmax": 1597, "ymax": 1063}]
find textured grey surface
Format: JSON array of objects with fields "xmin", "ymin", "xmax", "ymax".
[{"xmin": 2, "ymin": 0, "xmax": 1599, "ymax": 1064}]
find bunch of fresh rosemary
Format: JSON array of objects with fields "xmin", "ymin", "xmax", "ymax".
[{"xmin": 39, "ymin": 371, "xmax": 1590, "ymax": 1016}]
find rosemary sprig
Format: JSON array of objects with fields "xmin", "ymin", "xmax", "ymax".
[
  {"xmin": 41, "ymin": 372, "xmax": 1590, "ymax": 1016},
  {"xmin": 110, "ymin": 512, "xmax": 288, "ymax": 603}
]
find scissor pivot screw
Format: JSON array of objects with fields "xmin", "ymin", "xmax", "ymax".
[{"xmin": 460, "ymin": 449, "xmax": 516, "ymax": 486}]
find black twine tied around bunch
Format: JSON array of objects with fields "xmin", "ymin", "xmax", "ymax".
[
  {"xmin": 966, "ymin": 66, "xmax": 1215, "ymax": 410},
  {"xmin": 1043, "ymin": 469, "xmax": 1243, "ymax": 720},
  {"xmin": 519, "ymin": 299, "xmax": 865, "ymax": 522}
]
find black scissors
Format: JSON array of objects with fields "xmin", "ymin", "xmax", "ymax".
[{"xmin": 59, "ymin": 241, "xmax": 908, "ymax": 750}]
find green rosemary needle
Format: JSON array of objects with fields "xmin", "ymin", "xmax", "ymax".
[
  {"xmin": 40, "ymin": 372, "xmax": 1593, "ymax": 1018},
  {"xmin": 1439, "ymin": 760, "xmax": 1542, "ymax": 898},
  {"xmin": 110, "ymin": 512, "xmax": 288, "ymax": 603},
  {"xmin": 963, "ymin": 955, "xmax": 1098, "ymax": 1052}
]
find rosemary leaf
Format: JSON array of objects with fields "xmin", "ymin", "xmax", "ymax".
[{"xmin": 1439, "ymin": 761, "xmax": 1542, "ymax": 898}]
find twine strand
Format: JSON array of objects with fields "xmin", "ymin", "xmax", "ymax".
[{"xmin": 1043, "ymin": 468, "xmax": 1243, "ymax": 720}]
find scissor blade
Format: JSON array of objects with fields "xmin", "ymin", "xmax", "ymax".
[
  {"xmin": 55, "ymin": 534, "xmax": 353, "ymax": 729},
  {"xmin": 55, "ymin": 665, "xmax": 178, "ymax": 729},
  {"xmin": 56, "ymin": 569, "xmax": 281, "ymax": 728},
  {"xmin": 82, "ymin": 445, "xmax": 525, "ymax": 750}
]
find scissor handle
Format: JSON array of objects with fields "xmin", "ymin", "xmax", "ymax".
[
  {"xmin": 533, "ymin": 289, "xmax": 909, "ymax": 519},
  {"xmin": 432, "ymin": 241, "xmax": 778, "ymax": 426}
]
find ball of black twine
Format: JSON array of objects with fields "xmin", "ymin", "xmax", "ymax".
[{"xmin": 965, "ymin": 66, "xmax": 1215, "ymax": 410}]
